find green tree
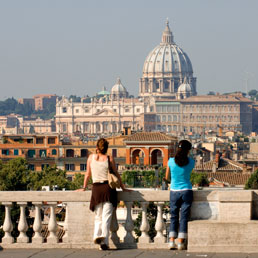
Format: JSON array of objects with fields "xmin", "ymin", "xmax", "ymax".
[
  {"xmin": 248, "ymin": 89, "xmax": 258, "ymax": 97},
  {"xmin": 70, "ymin": 173, "xmax": 85, "ymax": 190},
  {"xmin": 245, "ymin": 169, "xmax": 258, "ymax": 189},
  {"xmin": 0, "ymin": 158, "xmax": 29, "ymax": 191},
  {"xmin": 190, "ymin": 172, "xmax": 209, "ymax": 186}
]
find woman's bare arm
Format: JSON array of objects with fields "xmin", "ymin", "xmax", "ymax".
[
  {"xmin": 81, "ymin": 154, "xmax": 92, "ymax": 191},
  {"xmin": 110, "ymin": 156, "xmax": 129, "ymax": 191}
]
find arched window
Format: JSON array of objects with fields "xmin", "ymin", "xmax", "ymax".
[{"xmin": 52, "ymin": 149, "xmax": 57, "ymax": 155}]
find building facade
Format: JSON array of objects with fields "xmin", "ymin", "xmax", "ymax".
[{"xmin": 54, "ymin": 21, "xmax": 255, "ymax": 136}]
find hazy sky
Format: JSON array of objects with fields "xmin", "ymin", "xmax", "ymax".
[{"xmin": 0, "ymin": 0, "xmax": 258, "ymax": 100}]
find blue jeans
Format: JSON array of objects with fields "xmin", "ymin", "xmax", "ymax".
[{"xmin": 169, "ymin": 190, "xmax": 193, "ymax": 239}]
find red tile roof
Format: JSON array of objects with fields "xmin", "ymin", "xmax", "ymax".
[
  {"xmin": 125, "ymin": 132, "xmax": 177, "ymax": 143},
  {"xmin": 195, "ymin": 158, "xmax": 252, "ymax": 172},
  {"xmin": 207, "ymin": 172, "xmax": 251, "ymax": 186}
]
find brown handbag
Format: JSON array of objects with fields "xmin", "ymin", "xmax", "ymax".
[{"xmin": 107, "ymin": 156, "xmax": 121, "ymax": 189}]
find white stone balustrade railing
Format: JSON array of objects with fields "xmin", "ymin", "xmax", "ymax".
[{"xmin": 0, "ymin": 189, "xmax": 258, "ymax": 251}]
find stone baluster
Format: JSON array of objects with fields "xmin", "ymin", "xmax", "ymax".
[
  {"xmin": 110, "ymin": 208, "xmax": 120, "ymax": 245},
  {"xmin": 123, "ymin": 201, "xmax": 134, "ymax": 244},
  {"xmin": 47, "ymin": 202, "xmax": 58, "ymax": 243},
  {"xmin": 154, "ymin": 202, "xmax": 166, "ymax": 243},
  {"xmin": 2, "ymin": 202, "xmax": 14, "ymax": 244},
  {"xmin": 32, "ymin": 202, "xmax": 43, "ymax": 243},
  {"xmin": 139, "ymin": 201, "xmax": 150, "ymax": 243},
  {"xmin": 62, "ymin": 203, "xmax": 68, "ymax": 243},
  {"xmin": 17, "ymin": 202, "xmax": 29, "ymax": 243}
]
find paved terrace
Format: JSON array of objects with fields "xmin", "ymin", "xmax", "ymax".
[
  {"xmin": 1, "ymin": 249, "xmax": 258, "ymax": 258},
  {"xmin": 1, "ymin": 190, "xmax": 258, "ymax": 253}
]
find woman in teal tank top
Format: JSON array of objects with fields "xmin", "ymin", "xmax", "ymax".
[{"xmin": 165, "ymin": 140, "xmax": 195, "ymax": 250}]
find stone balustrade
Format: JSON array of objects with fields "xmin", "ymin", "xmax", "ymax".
[{"xmin": 0, "ymin": 189, "xmax": 258, "ymax": 252}]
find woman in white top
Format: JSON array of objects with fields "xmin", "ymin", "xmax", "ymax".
[{"xmin": 79, "ymin": 138, "xmax": 127, "ymax": 250}]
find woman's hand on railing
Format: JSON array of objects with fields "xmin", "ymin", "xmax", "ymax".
[
  {"xmin": 75, "ymin": 188, "xmax": 86, "ymax": 192},
  {"xmin": 121, "ymin": 184, "xmax": 132, "ymax": 192}
]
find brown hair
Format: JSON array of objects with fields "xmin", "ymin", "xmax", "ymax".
[
  {"xmin": 96, "ymin": 138, "xmax": 109, "ymax": 155},
  {"xmin": 175, "ymin": 140, "xmax": 192, "ymax": 167}
]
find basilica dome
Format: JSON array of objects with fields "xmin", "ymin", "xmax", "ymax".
[
  {"xmin": 111, "ymin": 78, "xmax": 129, "ymax": 99},
  {"xmin": 178, "ymin": 78, "xmax": 192, "ymax": 93},
  {"xmin": 139, "ymin": 20, "xmax": 197, "ymax": 98}
]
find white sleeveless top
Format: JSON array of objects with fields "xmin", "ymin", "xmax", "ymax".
[{"xmin": 90, "ymin": 154, "xmax": 109, "ymax": 183}]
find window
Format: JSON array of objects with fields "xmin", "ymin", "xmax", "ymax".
[
  {"xmin": 156, "ymin": 115, "xmax": 161, "ymax": 122},
  {"xmin": 113, "ymin": 109, "xmax": 117, "ymax": 113},
  {"xmin": 162, "ymin": 106, "xmax": 166, "ymax": 113},
  {"xmin": 65, "ymin": 164, "xmax": 75, "ymax": 171},
  {"xmin": 76, "ymin": 109, "xmax": 79, "ymax": 113},
  {"xmin": 48, "ymin": 137, "xmax": 55, "ymax": 144},
  {"xmin": 27, "ymin": 138, "xmax": 33, "ymax": 144},
  {"xmin": 66, "ymin": 149, "xmax": 74, "ymax": 157},
  {"xmin": 62, "ymin": 123, "xmax": 67, "ymax": 132},
  {"xmin": 136, "ymin": 108, "xmax": 140, "ymax": 113},
  {"xmin": 52, "ymin": 149, "xmax": 57, "ymax": 155},
  {"xmin": 84, "ymin": 108, "xmax": 89, "ymax": 113},
  {"xmin": 168, "ymin": 125, "xmax": 171, "ymax": 132},
  {"xmin": 81, "ymin": 149, "xmax": 88, "ymax": 157},
  {"xmin": 36, "ymin": 138, "xmax": 44, "ymax": 144},
  {"xmin": 41, "ymin": 164, "xmax": 49, "ymax": 170},
  {"xmin": 14, "ymin": 149, "xmax": 19, "ymax": 155},
  {"xmin": 28, "ymin": 149, "xmax": 36, "ymax": 158},
  {"xmin": 2, "ymin": 149, "xmax": 9, "ymax": 155},
  {"xmin": 125, "ymin": 108, "xmax": 130, "ymax": 113},
  {"xmin": 28, "ymin": 164, "xmax": 35, "ymax": 171},
  {"xmin": 156, "ymin": 106, "xmax": 162, "ymax": 113},
  {"xmin": 40, "ymin": 150, "xmax": 47, "ymax": 157},
  {"xmin": 168, "ymin": 115, "xmax": 172, "ymax": 122},
  {"xmin": 112, "ymin": 149, "xmax": 117, "ymax": 158},
  {"xmin": 62, "ymin": 107, "xmax": 67, "ymax": 113},
  {"xmin": 162, "ymin": 115, "xmax": 166, "ymax": 122},
  {"xmin": 80, "ymin": 164, "xmax": 86, "ymax": 171},
  {"xmin": 173, "ymin": 115, "xmax": 177, "ymax": 122},
  {"xmin": 167, "ymin": 106, "xmax": 172, "ymax": 112}
]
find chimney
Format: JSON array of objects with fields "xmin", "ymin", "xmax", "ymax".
[
  {"xmin": 243, "ymin": 163, "xmax": 247, "ymax": 174},
  {"xmin": 215, "ymin": 150, "xmax": 220, "ymax": 169}
]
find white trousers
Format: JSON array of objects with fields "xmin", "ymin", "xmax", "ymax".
[{"xmin": 93, "ymin": 202, "xmax": 114, "ymax": 245}]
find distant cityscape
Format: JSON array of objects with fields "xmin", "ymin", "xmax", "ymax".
[{"xmin": 0, "ymin": 20, "xmax": 258, "ymax": 188}]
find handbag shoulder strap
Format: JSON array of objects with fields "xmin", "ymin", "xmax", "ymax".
[{"xmin": 107, "ymin": 155, "xmax": 114, "ymax": 174}]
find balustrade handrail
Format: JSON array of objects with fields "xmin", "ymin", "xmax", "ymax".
[
  {"xmin": 0, "ymin": 189, "xmax": 223, "ymax": 203},
  {"xmin": 0, "ymin": 189, "xmax": 256, "ymax": 249}
]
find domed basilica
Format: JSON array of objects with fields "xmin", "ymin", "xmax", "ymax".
[
  {"xmin": 56, "ymin": 20, "xmax": 197, "ymax": 135},
  {"xmin": 139, "ymin": 20, "xmax": 196, "ymax": 99}
]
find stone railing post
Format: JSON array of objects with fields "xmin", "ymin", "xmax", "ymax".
[
  {"xmin": 154, "ymin": 202, "xmax": 166, "ymax": 243},
  {"xmin": 47, "ymin": 202, "xmax": 58, "ymax": 243},
  {"xmin": 139, "ymin": 201, "xmax": 150, "ymax": 243},
  {"xmin": 17, "ymin": 202, "xmax": 29, "ymax": 243},
  {"xmin": 110, "ymin": 208, "xmax": 120, "ymax": 245},
  {"xmin": 2, "ymin": 202, "xmax": 14, "ymax": 244},
  {"xmin": 62, "ymin": 203, "xmax": 68, "ymax": 243},
  {"xmin": 32, "ymin": 202, "xmax": 43, "ymax": 243},
  {"xmin": 124, "ymin": 201, "xmax": 134, "ymax": 244}
]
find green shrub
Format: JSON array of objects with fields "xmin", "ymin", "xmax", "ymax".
[
  {"xmin": 190, "ymin": 172, "xmax": 209, "ymax": 186},
  {"xmin": 122, "ymin": 169, "xmax": 165, "ymax": 188},
  {"xmin": 245, "ymin": 169, "xmax": 258, "ymax": 189}
]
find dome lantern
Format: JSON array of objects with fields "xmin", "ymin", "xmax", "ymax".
[{"xmin": 161, "ymin": 19, "xmax": 174, "ymax": 45}]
